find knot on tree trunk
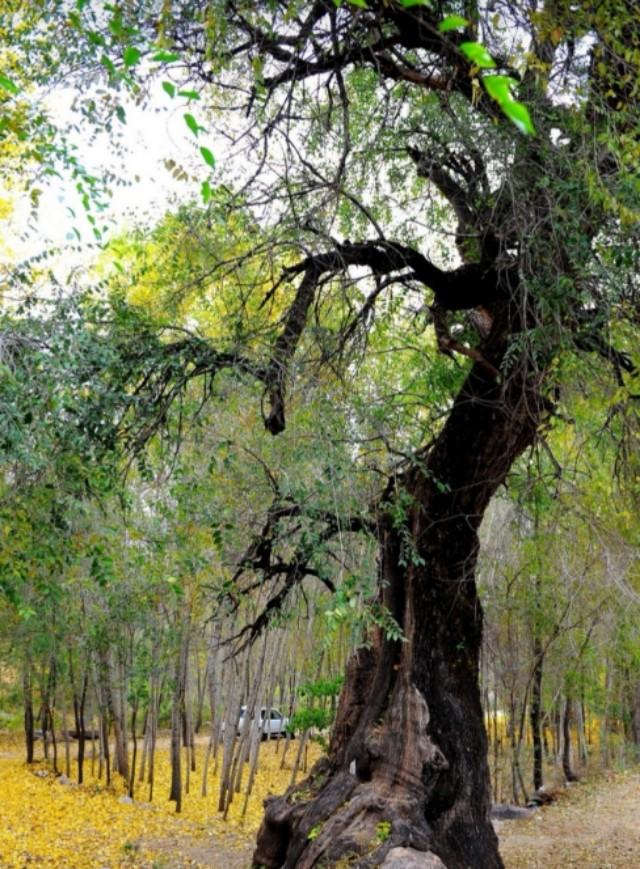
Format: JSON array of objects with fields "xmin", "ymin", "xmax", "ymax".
[{"xmin": 360, "ymin": 682, "xmax": 449, "ymax": 793}]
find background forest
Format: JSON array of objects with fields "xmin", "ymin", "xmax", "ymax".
[{"xmin": 1, "ymin": 1, "xmax": 639, "ymax": 868}]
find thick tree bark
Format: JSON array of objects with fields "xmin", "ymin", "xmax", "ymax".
[{"xmin": 254, "ymin": 359, "xmax": 542, "ymax": 868}]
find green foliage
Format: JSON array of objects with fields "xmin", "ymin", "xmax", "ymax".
[
  {"xmin": 375, "ymin": 821, "xmax": 392, "ymax": 843},
  {"xmin": 298, "ymin": 676, "xmax": 344, "ymax": 700},
  {"xmin": 307, "ymin": 823, "xmax": 322, "ymax": 841}
]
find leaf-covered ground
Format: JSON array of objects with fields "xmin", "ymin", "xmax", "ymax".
[
  {"xmin": 0, "ymin": 736, "xmax": 319, "ymax": 868},
  {"xmin": 1, "ymin": 735, "xmax": 638, "ymax": 868},
  {"xmin": 498, "ymin": 767, "xmax": 640, "ymax": 868}
]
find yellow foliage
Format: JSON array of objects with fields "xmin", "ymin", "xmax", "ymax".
[{"xmin": 0, "ymin": 737, "xmax": 323, "ymax": 868}]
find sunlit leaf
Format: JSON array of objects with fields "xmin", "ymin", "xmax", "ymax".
[
  {"xmin": 87, "ymin": 31, "xmax": 106, "ymax": 47},
  {"xmin": 123, "ymin": 46, "xmax": 141, "ymax": 67},
  {"xmin": 108, "ymin": 15, "xmax": 124, "ymax": 37},
  {"xmin": 483, "ymin": 74, "xmax": 517, "ymax": 104},
  {"xmin": 0, "ymin": 74, "xmax": 20, "ymax": 95},
  {"xmin": 502, "ymin": 99, "xmax": 536, "ymax": 135},
  {"xmin": 439, "ymin": 15, "xmax": 468, "ymax": 32},
  {"xmin": 460, "ymin": 41, "xmax": 496, "ymax": 69},
  {"xmin": 162, "ymin": 81, "xmax": 176, "ymax": 98},
  {"xmin": 184, "ymin": 113, "xmax": 200, "ymax": 136},
  {"xmin": 152, "ymin": 50, "xmax": 180, "ymax": 63},
  {"xmin": 200, "ymin": 146, "xmax": 215, "ymax": 168},
  {"xmin": 100, "ymin": 54, "xmax": 117, "ymax": 77}
]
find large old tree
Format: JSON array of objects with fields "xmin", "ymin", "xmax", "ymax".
[
  {"xmin": 5, "ymin": 1, "xmax": 639, "ymax": 867},
  {"xmin": 173, "ymin": 4, "xmax": 636, "ymax": 868}
]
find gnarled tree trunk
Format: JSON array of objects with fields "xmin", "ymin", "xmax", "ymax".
[{"xmin": 255, "ymin": 361, "xmax": 542, "ymax": 868}]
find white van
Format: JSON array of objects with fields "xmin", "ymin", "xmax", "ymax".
[{"xmin": 237, "ymin": 706, "xmax": 291, "ymax": 738}]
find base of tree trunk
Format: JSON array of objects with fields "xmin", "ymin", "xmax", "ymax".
[{"xmin": 253, "ymin": 652, "xmax": 501, "ymax": 869}]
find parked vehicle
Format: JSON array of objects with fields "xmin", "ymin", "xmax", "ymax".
[{"xmin": 237, "ymin": 705, "xmax": 292, "ymax": 739}]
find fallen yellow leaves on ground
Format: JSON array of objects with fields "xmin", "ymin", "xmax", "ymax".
[{"xmin": 0, "ymin": 736, "xmax": 323, "ymax": 868}]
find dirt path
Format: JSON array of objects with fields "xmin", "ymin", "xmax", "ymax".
[
  {"xmin": 142, "ymin": 830, "xmax": 254, "ymax": 869},
  {"xmin": 498, "ymin": 768, "xmax": 640, "ymax": 869}
]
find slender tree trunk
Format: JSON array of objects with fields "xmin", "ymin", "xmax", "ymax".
[
  {"xmin": 148, "ymin": 687, "xmax": 158, "ymax": 801},
  {"xmin": 195, "ymin": 650, "xmax": 206, "ymax": 734},
  {"xmin": 202, "ymin": 619, "xmax": 222, "ymax": 797},
  {"xmin": 23, "ymin": 659, "xmax": 35, "ymax": 764},
  {"xmin": 62, "ymin": 704, "xmax": 71, "ymax": 778},
  {"xmin": 129, "ymin": 701, "xmax": 138, "ymax": 799},
  {"xmin": 530, "ymin": 637, "xmax": 544, "ymax": 792},
  {"xmin": 255, "ymin": 362, "xmax": 542, "ymax": 868},
  {"xmin": 169, "ymin": 610, "xmax": 191, "ymax": 812},
  {"xmin": 138, "ymin": 706, "xmax": 150, "ymax": 784},
  {"xmin": 491, "ymin": 679, "xmax": 501, "ymax": 804},
  {"xmin": 169, "ymin": 675, "xmax": 183, "ymax": 812},
  {"xmin": 562, "ymin": 696, "xmax": 578, "ymax": 783},
  {"xmin": 576, "ymin": 696, "xmax": 588, "ymax": 767},
  {"xmin": 99, "ymin": 707, "xmax": 111, "ymax": 786},
  {"xmin": 48, "ymin": 704, "xmax": 59, "ymax": 775},
  {"xmin": 108, "ymin": 653, "xmax": 129, "ymax": 782},
  {"xmin": 72, "ymin": 669, "xmax": 88, "ymax": 785},
  {"xmin": 631, "ymin": 680, "xmax": 640, "ymax": 747}
]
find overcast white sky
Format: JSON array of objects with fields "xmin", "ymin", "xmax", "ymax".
[{"xmin": 2, "ymin": 82, "xmax": 216, "ymax": 277}]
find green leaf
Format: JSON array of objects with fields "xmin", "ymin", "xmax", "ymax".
[
  {"xmin": 108, "ymin": 15, "xmax": 124, "ymax": 37},
  {"xmin": 439, "ymin": 15, "xmax": 468, "ymax": 32},
  {"xmin": 460, "ymin": 41, "xmax": 496, "ymax": 69},
  {"xmin": 87, "ymin": 31, "xmax": 106, "ymax": 47},
  {"xmin": 201, "ymin": 179, "xmax": 212, "ymax": 203},
  {"xmin": 184, "ymin": 113, "xmax": 200, "ymax": 136},
  {"xmin": 347, "ymin": 0, "xmax": 368, "ymax": 7},
  {"xmin": 200, "ymin": 146, "xmax": 216, "ymax": 168},
  {"xmin": 0, "ymin": 74, "xmax": 20, "ymax": 95},
  {"xmin": 398, "ymin": 0, "xmax": 431, "ymax": 6},
  {"xmin": 178, "ymin": 89, "xmax": 199, "ymax": 100},
  {"xmin": 123, "ymin": 46, "xmax": 141, "ymax": 67},
  {"xmin": 115, "ymin": 105, "xmax": 126, "ymax": 124},
  {"xmin": 100, "ymin": 54, "xmax": 117, "ymax": 77},
  {"xmin": 483, "ymin": 74, "xmax": 517, "ymax": 105},
  {"xmin": 162, "ymin": 81, "xmax": 176, "ymax": 98},
  {"xmin": 502, "ymin": 99, "xmax": 536, "ymax": 135},
  {"xmin": 152, "ymin": 50, "xmax": 180, "ymax": 63}
]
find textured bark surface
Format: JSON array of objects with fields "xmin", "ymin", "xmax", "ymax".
[{"xmin": 254, "ymin": 354, "xmax": 543, "ymax": 869}]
